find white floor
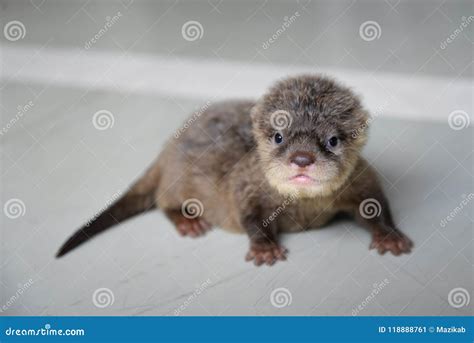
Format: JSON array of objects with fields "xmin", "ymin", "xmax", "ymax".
[{"xmin": 1, "ymin": 81, "xmax": 472, "ymax": 316}]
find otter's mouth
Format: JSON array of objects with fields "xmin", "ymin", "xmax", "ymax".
[{"xmin": 289, "ymin": 174, "xmax": 319, "ymax": 185}]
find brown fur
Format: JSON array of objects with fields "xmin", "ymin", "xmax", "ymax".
[{"xmin": 57, "ymin": 75, "xmax": 412, "ymax": 264}]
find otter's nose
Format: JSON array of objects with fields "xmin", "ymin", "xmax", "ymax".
[{"xmin": 290, "ymin": 152, "xmax": 315, "ymax": 168}]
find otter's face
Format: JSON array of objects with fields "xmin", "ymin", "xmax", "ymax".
[{"xmin": 251, "ymin": 76, "xmax": 369, "ymax": 198}]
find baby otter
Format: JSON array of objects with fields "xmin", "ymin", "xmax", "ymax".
[{"xmin": 57, "ymin": 75, "xmax": 413, "ymax": 265}]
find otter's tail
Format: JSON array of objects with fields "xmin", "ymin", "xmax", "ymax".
[{"xmin": 56, "ymin": 171, "xmax": 158, "ymax": 258}]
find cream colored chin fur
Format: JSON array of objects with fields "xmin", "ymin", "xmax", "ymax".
[
  {"xmin": 264, "ymin": 156, "xmax": 359, "ymax": 199},
  {"xmin": 266, "ymin": 173, "xmax": 347, "ymax": 198}
]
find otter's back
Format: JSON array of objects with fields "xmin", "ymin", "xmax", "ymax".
[{"xmin": 177, "ymin": 100, "xmax": 256, "ymax": 176}]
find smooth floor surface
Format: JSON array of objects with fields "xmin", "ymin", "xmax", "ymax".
[{"xmin": 1, "ymin": 82, "xmax": 472, "ymax": 316}]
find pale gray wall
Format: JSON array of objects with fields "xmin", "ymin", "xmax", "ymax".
[{"xmin": 1, "ymin": 0, "xmax": 472, "ymax": 78}]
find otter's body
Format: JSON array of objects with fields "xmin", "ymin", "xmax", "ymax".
[
  {"xmin": 156, "ymin": 100, "xmax": 356, "ymax": 233},
  {"xmin": 156, "ymin": 100, "xmax": 258, "ymax": 234},
  {"xmin": 57, "ymin": 75, "xmax": 413, "ymax": 265}
]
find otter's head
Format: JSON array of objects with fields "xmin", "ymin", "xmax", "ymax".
[{"xmin": 251, "ymin": 75, "xmax": 370, "ymax": 198}]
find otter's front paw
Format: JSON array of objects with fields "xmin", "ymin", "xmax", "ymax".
[
  {"xmin": 370, "ymin": 229, "xmax": 413, "ymax": 256},
  {"xmin": 245, "ymin": 242, "xmax": 288, "ymax": 266}
]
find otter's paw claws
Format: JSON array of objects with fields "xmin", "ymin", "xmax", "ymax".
[
  {"xmin": 245, "ymin": 244, "xmax": 288, "ymax": 266},
  {"xmin": 370, "ymin": 230, "xmax": 413, "ymax": 256}
]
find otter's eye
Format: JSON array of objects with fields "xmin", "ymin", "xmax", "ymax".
[
  {"xmin": 274, "ymin": 133, "xmax": 283, "ymax": 144},
  {"xmin": 328, "ymin": 136, "xmax": 338, "ymax": 148}
]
